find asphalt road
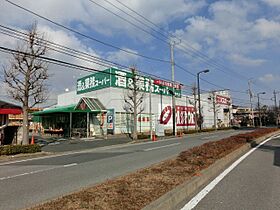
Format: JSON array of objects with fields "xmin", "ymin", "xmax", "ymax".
[
  {"xmin": 185, "ymin": 135, "xmax": 280, "ymax": 210},
  {"xmin": 0, "ymin": 129, "xmax": 249, "ymax": 210}
]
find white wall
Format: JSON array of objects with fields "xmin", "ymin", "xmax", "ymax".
[{"xmin": 55, "ymin": 87, "xmax": 232, "ymax": 133}]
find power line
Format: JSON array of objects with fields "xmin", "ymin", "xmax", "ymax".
[
  {"xmin": 4, "ymin": 0, "xmax": 170, "ymax": 63},
  {"xmin": 0, "ymin": 26, "xmax": 124, "ymax": 70},
  {"xmin": 0, "ymin": 46, "xmax": 185, "ymax": 89},
  {"xmin": 107, "ymin": 0, "xmax": 249, "ymax": 81},
  {"xmin": 0, "ymin": 25, "xmax": 182, "ymax": 87},
  {"xmin": 1, "ymin": 44, "xmax": 255, "ymax": 107},
  {"xmin": 109, "ymin": 0, "xmax": 273, "ymax": 92},
  {"xmin": 87, "ymin": 0, "xmax": 169, "ymax": 44},
  {"xmin": 4, "ymin": 0, "xmax": 271, "ymax": 96},
  {"xmin": 0, "ymin": 26, "xmax": 250, "ymax": 102},
  {"xmin": 175, "ymin": 64, "xmax": 248, "ymax": 95}
]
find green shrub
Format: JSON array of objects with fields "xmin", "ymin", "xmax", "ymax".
[
  {"xmin": 137, "ymin": 133, "xmax": 150, "ymax": 140},
  {"xmin": 0, "ymin": 144, "xmax": 41, "ymax": 156}
]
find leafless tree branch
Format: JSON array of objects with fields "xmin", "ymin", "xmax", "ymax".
[{"xmin": 3, "ymin": 22, "xmax": 49, "ymax": 144}]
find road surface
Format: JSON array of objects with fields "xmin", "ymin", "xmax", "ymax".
[
  {"xmin": 0, "ymin": 129, "xmax": 248, "ymax": 210},
  {"xmin": 182, "ymin": 134, "xmax": 280, "ymax": 210}
]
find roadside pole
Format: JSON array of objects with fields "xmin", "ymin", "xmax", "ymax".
[
  {"xmin": 273, "ymin": 90, "xmax": 279, "ymax": 126},
  {"xmin": 170, "ymin": 41, "xmax": 176, "ymax": 136},
  {"xmin": 212, "ymin": 91, "xmax": 217, "ymax": 131},
  {"xmin": 149, "ymin": 77, "xmax": 153, "ymax": 140},
  {"xmin": 248, "ymin": 80, "xmax": 254, "ymax": 127}
]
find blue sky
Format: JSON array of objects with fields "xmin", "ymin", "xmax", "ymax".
[{"xmin": 0, "ymin": 0, "xmax": 280, "ymax": 107}]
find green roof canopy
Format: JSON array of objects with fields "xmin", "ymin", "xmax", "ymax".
[{"xmin": 33, "ymin": 98, "xmax": 107, "ymax": 116}]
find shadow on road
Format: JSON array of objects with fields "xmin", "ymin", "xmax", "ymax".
[{"xmin": 257, "ymin": 139, "xmax": 280, "ymax": 167}]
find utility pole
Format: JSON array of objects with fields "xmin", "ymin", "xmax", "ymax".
[
  {"xmin": 170, "ymin": 40, "xmax": 180, "ymax": 136},
  {"xmin": 186, "ymin": 96, "xmax": 189, "ymax": 132},
  {"xmin": 149, "ymin": 77, "xmax": 153, "ymax": 140},
  {"xmin": 273, "ymin": 90, "xmax": 279, "ymax": 126},
  {"xmin": 257, "ymin": 92, "xmax": 266, "ymax": 127},
  {"xmin": 212, "ymin": 91, "xmax": 217, "ymax": 130},
  {"xmin": 248, "ymin": 80, "xmax": 254, "ymax": 127}
]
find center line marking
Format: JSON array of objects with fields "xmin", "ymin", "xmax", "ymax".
[
  {"xmin": 0, "ymin": 163, "xmax": 78, "ymax": 181},
  {"xmin": 64, "ymin": 163, "xmax": 78, "ymax": 167},
  {"xmin": 144, "ymin": 143, "xmax": 180, "ymax": 151}
]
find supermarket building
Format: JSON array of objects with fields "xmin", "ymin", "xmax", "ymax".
[{"xmin": 34, "ymin": 68, "xmax": 232, "ymax": 138}]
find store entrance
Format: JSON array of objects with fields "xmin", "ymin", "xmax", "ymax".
[{"xmin": 72, "ymin": 113, "xmax": 87, "ymax": 138}]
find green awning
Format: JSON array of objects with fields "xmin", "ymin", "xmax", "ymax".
[
  {"xmin": 32, "ymin": 98, "xmax": 107, "ymax": 116},
  {"xmin": 32, "ymin": 104, "xmax": 75, "ymax": 116}
]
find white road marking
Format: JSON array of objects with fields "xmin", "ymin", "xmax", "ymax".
[
  {"xmin": 181, "ymin": 135, "xmax": 279, "ymax": 210},
  {"xmin": 0, "ymin": 163, "xmax": 78, "ymax": 181},
  {"xmin": 63, "ymin": 163, "xmax": 78, "ymax": 167},
  {"xmin": 144, "ymin": 143, "xmax": 181, "ymax": 151}
]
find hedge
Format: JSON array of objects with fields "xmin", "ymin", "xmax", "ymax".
[{"xmin": 0, "ymin": 144, "xmax": 41, "ymax": 156}]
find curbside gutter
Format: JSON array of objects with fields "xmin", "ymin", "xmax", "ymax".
[{"xmin": 142, "ymin": 130, "xmax": 280, "ymax": 210}]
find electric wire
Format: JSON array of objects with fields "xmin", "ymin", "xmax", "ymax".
[
  {"xmin": 3, "ymin": 0, "xmax": 263, "ymax": 96},
  {"xmin": 4, "ymin": 0, "xmax": 170, "ymax": 63}
]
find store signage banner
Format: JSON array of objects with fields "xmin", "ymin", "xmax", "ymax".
[
  {"xmin": 107, "ymin": 109, "xmax": 114, "ymax": 134},
  {"xmin": 176, "ymin": 106, "xmax": 196, "ymax": 126},
  {"xmin": 159, "ymin": 105, "xmax": 196, "ymax": 127},
  {"xmin": 216, "ymin": 95, "xmax": 230, "ymax": 105},
  {"xmin": 77, "ymin": 68, "xmax": 181, "ymax": 97},
  {"xmin": 153, "ymin": 79, "xmax": 181, "ymax": 89},
  {"xmin": 77, "ymin": 69, "xmax": 111, "ymax": 94}
]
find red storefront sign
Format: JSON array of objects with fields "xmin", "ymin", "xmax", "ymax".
[
  {"xmin": 0, "ymin": 108, "xmax": 22, "ymax": 115},
  {"xmin": 154, "ymin": 79, "xmax": 181, "ymax": 89},
  {"xmin": 216, "ymin": 95, "xmax": 230, "ymax": 105},
  {"xmin": 159, "ymin": 106, "xmax": 172, "ymax": 125},
  {"xmin": 176, "ymin": 106, "xmax": 196, "ymax": 126},
  {"xmin": 159, "ymin": 105, "xmax": 196, "ymax": 126}
]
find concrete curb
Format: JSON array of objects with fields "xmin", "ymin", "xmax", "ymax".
[{"xmin": 142, "ymin": 130, "xmax": 280, "ymax": 210}]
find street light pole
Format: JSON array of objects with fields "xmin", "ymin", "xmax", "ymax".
[
  {"xmin": 170, "ymin": 39, "xmax": 180, "ymax": 136},
  {"xmin": 257, "ymin": 92, "xmax": 266, "ymax": 127},
  {"xmin": 197, "ymin": 69, "xmax": 210, "ymax": 131}
]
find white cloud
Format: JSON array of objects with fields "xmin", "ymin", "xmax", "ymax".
[
  {"xmin": 262, "ymin": 0, "xmax": 280, "ymax": 7},
  {"xmin": 254, "ymin": 18, "xmax": 280, "ymax": 40},
  {"xmin": 1, "ymin": 0, "xmax": 206, "ymax": 41},
  {"xmin": 0, "ymin": 24, "xmax": 103, "ymax": 97},
  {"xmin": 259, "ymin": 73, "xmax": 280, "ymax": 82},
  {"xmin": 173, "ymin": 1, "xmax": 279, "ymax": 67},
  {"xmin": 229, "ymin": 54, "xmax": 266, "ymax": 66},
  {"xmin": 106, "ymin": 48, "xmax": 139, "ymax": 65}
]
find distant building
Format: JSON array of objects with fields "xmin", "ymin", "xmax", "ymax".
[{"xmin": 232, "ymin": 105, "xmax": 256, "ymax": 126}]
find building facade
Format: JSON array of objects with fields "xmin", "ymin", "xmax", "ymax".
[{"xmin": 34, "ymin": 68, "xmax": 232, "ymax": 138}]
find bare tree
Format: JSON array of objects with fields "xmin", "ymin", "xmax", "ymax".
[
  {"xmin": 123, "ymin": 67, "xmax": 145, "ymax": 140},
  {"xmin": 4, "ymin": 23, "xmax": 49, "ymax": 145}
]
